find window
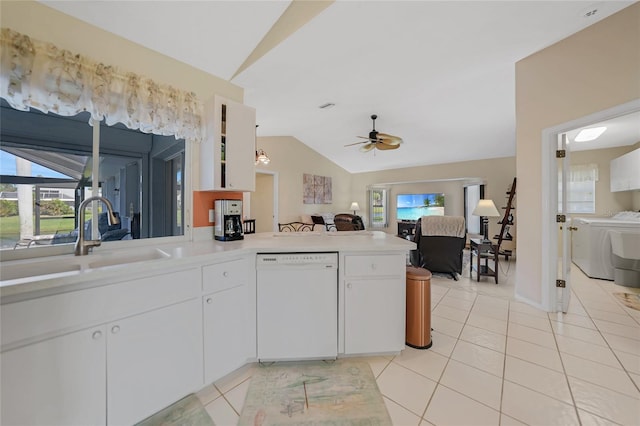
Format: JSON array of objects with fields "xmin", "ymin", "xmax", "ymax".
[
  {"xmin": 0, "ymin": 102, "xmax": 187, "ymax": 252},
  {"xmin": 464, "ymin": 184, "xmax": 485, "ymax": 234},
  {"xmin": 558, "ymin": 164, "xmax": 597, "ymax": 214}
]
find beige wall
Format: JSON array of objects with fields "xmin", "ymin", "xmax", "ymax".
[
  {"xmin": 515, "ymin": 3, "xmax": 640, "ymax": 307},
  {"xmin": 0, "ymin": 1, "xmax": 242, "ymax": 102},
  {"xmin": 570, "ymin": 144, "xmax": 638, "ymax": 218},
  {"xmin": 255, "ymin": 136, "xmax": 352, "ymax": 224},
  {"xmin": 0, "ymin": 0, "xmax": 244, "ymax": 195},
  {"xmin": 351, "ymin": 157, "xmax": 516, "ymax": 240},
  {"xmin": 252, "ymin": 173, "xmax": 275, "ymax": 232}
]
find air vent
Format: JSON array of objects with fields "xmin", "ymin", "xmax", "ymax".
[
  {"xmin": 583, "ymin": 8, "xmax": 598, "ymax": 18},
  {"xmin": 318, "ymin": 102, "xmax": 335, "ymax": 109}
]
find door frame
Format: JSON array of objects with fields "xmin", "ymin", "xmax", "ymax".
[
  {"xmin": 540, "ymin": 98, "xmax": 640, "ymax": 311},
  {"xmin": 255, "ymin": 168, "xmax": 279, "ymax": 232}
]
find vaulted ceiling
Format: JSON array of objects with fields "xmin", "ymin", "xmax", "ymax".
[{"xmin": 40, "ymin": 1, "xmax": 636, "ymax": 173}]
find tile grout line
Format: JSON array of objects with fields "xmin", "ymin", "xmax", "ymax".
[
  {"xmin": 419, "ymin": 284, "xmax": 459, "ymax": 423},
  {"xmin": 547, "ymin": 293, "xmax": 582, "ymax": 425},
  {"xmin": 498, "ymin": 299, "xmax": 512, "ymax": 425},
  {"xmin": 572, "ymin": 284, "xmax": 640, "ymax": 395},
  {"xmin": 418, "ymin": 290, "xmax": 507, "ymax": 423}
]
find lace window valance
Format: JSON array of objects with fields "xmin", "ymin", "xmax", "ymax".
[{"xmin": 0, "ymin": 28, "xmax": 202, "ymax": 142}]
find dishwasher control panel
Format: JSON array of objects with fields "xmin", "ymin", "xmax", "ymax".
[{"xmin": 256, "ymin": 252, "xmax": 338, "ymax": 266}]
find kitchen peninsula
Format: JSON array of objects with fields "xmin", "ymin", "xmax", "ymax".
[{"xmin": 1, "ymin": 231, "xmax": 414, "ymax": 425}]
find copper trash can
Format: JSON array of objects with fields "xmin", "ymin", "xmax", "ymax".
[{"xmin": 405, "ymin": 266, "xmax": 432, "ymax": 349}]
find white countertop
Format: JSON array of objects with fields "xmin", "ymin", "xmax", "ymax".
[{"xmin": 1, "ymin": 231, "xmax": 415, "ymax": 303}]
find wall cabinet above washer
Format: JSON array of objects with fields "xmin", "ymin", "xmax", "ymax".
[{"xmin": 610, "ymin": 148, "xmax": 640, "ymax": 192}]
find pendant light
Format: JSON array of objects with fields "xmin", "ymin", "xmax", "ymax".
[{"xmin": 255, "ymin": 124, "xmax": 270, "ymax": 165}]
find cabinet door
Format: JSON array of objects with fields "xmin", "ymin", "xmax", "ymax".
[
  {"xmin": 344, "ymin": 278, "xmax": 405, "ymax": 354},
  {"xmin": 200, "ymin": 96, "xmax": 255, "ymax": 191},
  {"xmin": 1, "ymin": 327, "xmax": 106, "ymax": 426},
  {"xmin": 203, "ymin": 285, "xmax": 251, "ymax": 383},
  {"xmin": 344, "ymin": 254, "xmax": 405, "ymax": 277},
  {"xmin": 224, "ymin": 98, "xmax": 256, "ymax": 191},
  {"xmin": 107, "ymin": 298, "xmax": 203, "ymax": 426}
]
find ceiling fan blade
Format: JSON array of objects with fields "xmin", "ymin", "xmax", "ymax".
[
  {"xmin": 344, "ymin": 141, "xmax": 368, "ymax": 147},
  {"xmin": 376, "ymin": 133, "xmax": 403, "ymax": 146},
  {"xmin": 376, "ymin": 142, "xmax": 399, "ymax": 151},
  {"xmin": 357, "ymin": 136, "xmax": 372, "ymax": 140},
  {"xmin": 359, "ymin": 143, "xmax": 375, "ymax": 152}
]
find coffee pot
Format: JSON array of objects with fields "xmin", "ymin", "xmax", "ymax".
[{"xmin": 214, "ymin": 200, "xmax": 244, "ymax": 241}]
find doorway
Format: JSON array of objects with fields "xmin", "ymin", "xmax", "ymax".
[
  {"xmin": 251, "ymin": 170, "xmax": 278, "ymax": 232},
  {"xmin": 541, "ymin": 99, "xmax": 640, "ymax": 312}
]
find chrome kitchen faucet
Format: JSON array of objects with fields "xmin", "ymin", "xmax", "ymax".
[{"xmin": 75, "ymin": 196, "xmax": 120, "ymax": 256}]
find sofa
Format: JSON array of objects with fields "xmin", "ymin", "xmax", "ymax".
[{"xmin": 410, "ymin": 216, "xmax": 466, "ymax": 280}]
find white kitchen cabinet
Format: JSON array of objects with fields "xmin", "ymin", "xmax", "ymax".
[
  {"xmin": 1, "ymin": 267, "xmax": 202, "ymax": 426},
  {"xmin": 201, "ymin": 95, "xmax": 256, "ymax": 191},
  {"xmin": 1, "ymin": 326, "xmax": 107, "ymax": 426},
  {"xmin": 107, "ymin": 298, "xmax": 202, "ymax": 425},
  {"xmin": 203, "ymin": 286, "xmax": 250, "ymax": 383},
  {"xmin": 343, "ymin": 253, "xmax": 406, "ymax": 355},
  {"xmin": 610, "ymin": 148, "xmax": 640, "ymax": 192},
  {"xmin": 202, "ymin": 257, "xmax": 256, "ymax": 383}
]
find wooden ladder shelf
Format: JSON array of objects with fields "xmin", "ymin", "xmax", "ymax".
[{"xmin": 494, "ymin": 177, "xmax": 516, "ymax": 260}]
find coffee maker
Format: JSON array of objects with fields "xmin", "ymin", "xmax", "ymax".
[{"xmin": 214, "ymin": 199, "xmax": 244, "ymax": 241}]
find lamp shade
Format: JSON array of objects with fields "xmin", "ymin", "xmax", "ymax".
[
  {"xmin": 472, "ymin": 199, "xmax": 500, "ymax": 217},
  {"xmin": 255, "ymin": 149, "xmax": 270, "ymax": 165},
  {"xmin": 350, "ymin": 202, "xmax": 360, "ymax": 214}
]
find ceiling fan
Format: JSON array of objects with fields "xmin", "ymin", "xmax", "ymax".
[{"xmin": 345, "ymin": 114, "xmax": 403, "ymax": 152}]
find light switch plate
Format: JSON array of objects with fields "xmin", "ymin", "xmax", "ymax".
[{"xmin": 209, "ymin": 209, "xmax": 214, "ymax": 223}]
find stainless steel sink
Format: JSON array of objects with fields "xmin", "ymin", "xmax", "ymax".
[
  {"xmin": 87, "ymin": 248, "xmax": 171, "ymax": 269},
  {"xmin": 0, "ymin": 260, "xmax": 83, "ymax": 281},
  {"xmin": 1, "ymin": 248, "xmax": 172, "ymax": 282}
]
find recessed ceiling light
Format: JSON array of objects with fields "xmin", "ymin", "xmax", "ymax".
[
  {"xmin": 575, "ymin": 126, "xmax": 607, "ymax": 142},
  {"xmin": 318, "ymin": 102, "xmax": 335, "ymax": 109}
]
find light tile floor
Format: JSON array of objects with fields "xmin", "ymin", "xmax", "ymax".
[{"xmin": 198, "ymin": 257, "xmax": 640, "ymax": 425}]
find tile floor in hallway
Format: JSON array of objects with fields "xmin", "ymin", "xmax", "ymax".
[{"xmin": 197, "ymin": 257, "xmax": 640, "ymax": 425}]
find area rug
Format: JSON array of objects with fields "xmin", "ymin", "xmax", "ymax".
[
  {"xmin": 136, "ymin": 394, "xmax": 215, "ymax": 426},
  {"xmin": 238, "ymin": 360, "xmax": 392, "ymax": 426},
  {"xmin": 614, "ymin": 292, "xmax": 640, "ymax": 311}
]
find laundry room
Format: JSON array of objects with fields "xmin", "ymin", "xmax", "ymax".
[{"xmin": 563, "ymin": 111, "xmax": 640, "ymax": 286}]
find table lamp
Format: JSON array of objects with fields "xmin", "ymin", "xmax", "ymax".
[
  {"xmin": 472, "ymin": 199, "xmax": 500, "ymax": 243},
  {"xmin": 350, "ymin": 202, "xmax": 360, "ymax": 216}
]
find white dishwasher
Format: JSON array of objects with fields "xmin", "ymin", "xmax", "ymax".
[{"xmin": 256, "ymin": 252, "xmax": 338, "ymax": 361}]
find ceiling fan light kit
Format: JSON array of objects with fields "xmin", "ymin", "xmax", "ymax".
[{"xmin": 346, "ymin": 114, "xmax": 403, "ymax": 153}]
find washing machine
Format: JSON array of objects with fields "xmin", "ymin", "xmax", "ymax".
[{"xmin": 572, "ymin": 212, "xmax": 640, "ymax": 280}]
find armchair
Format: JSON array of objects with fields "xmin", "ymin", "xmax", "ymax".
[
  {"xmin": 333, "ymin": 214, "xmax": 365, "ymax": 231},
  {"xmin": 410, "ymin": 216, "xmax": 466, "ymax": 280}
]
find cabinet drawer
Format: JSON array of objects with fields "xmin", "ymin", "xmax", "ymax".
[
  {"xmin": 202, "ymin": 258, "xmax": 248, "ymax": 294},
  {"xmin": 1, "ymin": 267, "xmax": 200, "ymax": 349},
  {"xmin": 344, "ymin": 254, "xmax": 405, "ymax": 277}
]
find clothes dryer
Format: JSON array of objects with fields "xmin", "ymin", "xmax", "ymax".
[{"xmin": 572, "ymin": 212, "xmax": 640, "ymax": 280}]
